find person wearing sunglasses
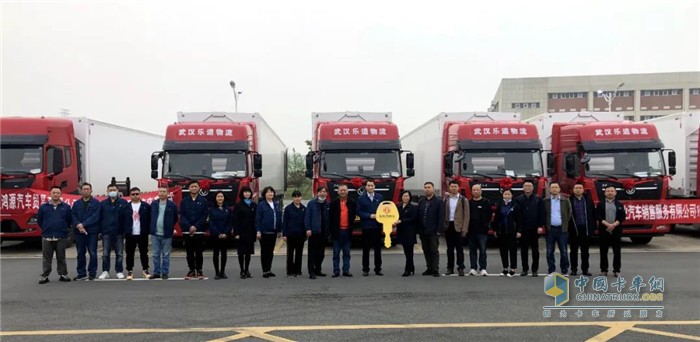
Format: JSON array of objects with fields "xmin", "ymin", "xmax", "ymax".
[{"xmin": 120, "ymin": 187, "xmax": 152, "ymax": 280}]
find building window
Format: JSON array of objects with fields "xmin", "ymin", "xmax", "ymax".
[
  {"xmin": 512, "ymin": 102, "xmax": 540, "ymax": 109},
  {"xmin": 624, "ymin": 116, "xmax": 635, "ymax": 121},
  {"xmin": 641, "ymin": 89, "xmax": 682, "ymax": 96},
  {"xmin": 691, "ymin": 88, "xmax": 700, "ymax": 95},
  {"xmin": 640, "ymin": 115, "xmax": 662, "ymax": 121},
  {"xmin": 549, "ymin": 92, "xmax": 586, "ymax": 99}
]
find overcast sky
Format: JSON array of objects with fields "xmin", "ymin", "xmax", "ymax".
[{"xmin": 3, "ymin": 0, "xmax": 699, "ymax": 153}]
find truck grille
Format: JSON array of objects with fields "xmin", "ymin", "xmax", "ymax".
[
  {"xmin": 327, "ymin": 180, "xmax": 397, "ymax": 202},
  {"xmin": 468, "ymin": 179, "xmax": 540, "ymax": 202},
  {"xmin": 594, "ymin": 180, "xmax": 661, "ymax": 201},
  {"xmin": 1, "ymin": 177, "xmax": 35, "ymax": 189}
]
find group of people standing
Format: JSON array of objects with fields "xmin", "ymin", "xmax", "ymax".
[
  {"xmin": 37, "ymin": 178, "xmax": 627, "ymax": 284},
  {"xmin": 393, "ymin": 180, "xmax": 627, "ymax": 279}
]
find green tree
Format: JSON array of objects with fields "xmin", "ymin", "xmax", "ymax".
[{"xmin": 287, "ymin": 148, "xmax": 311, "ymax": 197}]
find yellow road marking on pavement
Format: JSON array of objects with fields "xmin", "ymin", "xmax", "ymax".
[
  {"xmin": 274, "ymin": 239, "xmax": 285, "ymax": 253},
  {"xmin": 586, "ymin": 322, "xmax": 636, "ymax": 342},
  {"xmin": 1, "ymin": 321, "xmax": 698, "ymax": 339},
  {"xmin": 629, "ymin": 327, "xmax": 700, "ymax": 341}
]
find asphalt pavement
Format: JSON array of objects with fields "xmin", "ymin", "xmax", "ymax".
[{"xmin": 1, "ymin": 229, "xmax": 699, "ymax": 341}]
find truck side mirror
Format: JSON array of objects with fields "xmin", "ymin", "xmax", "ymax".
[
  {"xmin": 406, "ymin": 152, "xmax": 414, "ymax": 170},
  {"xmin": 443, "ymin": 152, "xmax": 453, "ymax": 177},
  {"xmin": 668, "ymin": 150, "xmax": 677, "ymax": 175},
  {"xmin": 48, "ymin": 147, "xmax": 64, "ymax": 175},
  {"xmin": 254, "ymin": 169, "xmax": 262, "ymax": 178},
  {"xmin": 581, "ymin": 153, "xmax": 591, "ymax": 164},
  {"xmin": 668, "ymin": 151, "xmax": 676, "ymax": 168},
  {"xmin": 407, "ymin": 169, "xmax": 415, "ymax": 177},
  {"xmin": 305, "ymin": 152, "xmax": 314, "ymax": 178},
  {"xmin": 253, "ymin": 153, "xmax": 263, "ymax": 171},
  {"xmin": 546, "ymin": 152, "xmax": 554, "ymax": 177},
  {"xmin": 564, "ymin": 153, "xmax": 578, "ymax": 178},
  {"xmin": 150, "ymin": 152, "xmax": 162, "ymax": 179}
]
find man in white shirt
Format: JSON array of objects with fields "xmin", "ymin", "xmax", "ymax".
[
  {"xmin": 442, "ymin": 180, "xmax": 469, "ymax": 276},
  {"xmin": 122, "ymin": 187, "xmax": 152, "ymax": 280}
]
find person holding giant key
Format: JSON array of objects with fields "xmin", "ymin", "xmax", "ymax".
[{"xmin": 356, "ymin": 180, "xmax": 384, "ymax": 276}]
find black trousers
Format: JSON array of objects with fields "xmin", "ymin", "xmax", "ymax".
[
  {"xmin": 444, "ymin": 223, "xmax": 465, "ymax": 270},
  {"xmin": 125, "ymin": 234, "xmax": 149, "ymax": 272},
  {"xmin": 498, "ymin": 234, "xmax": 518, "ymax": 269},
  {"xmin": 421, "ymin": 234, "xmax": 440, "ymax": 273},
  {"xmin": 569, "ymin": 228, "xmax": 590, "ymax": 273},
  {"xmin": 185, "ymin": 234, "xmax": 205, "ymax": 271},
  {"xmin": 259, "ymin": 234, "xmax": 276, "ymax": 273},
  {"xmin": 599, "ymin": 229, "xmax": 622, "ymax": 273},
  {"xmin": 403, "ymin": 243, "xmax": 415, "ymax": 272},
  {"xmin": 211, "ymin": 237, "xmax": 228, "ymax": 274},
  {"xmin": 42, "ymin": 238, "xmax": 68, "ymax": 277},
  {"xmin": 520, "ymin": 230, "xmax": 540, "ymax": 273},
  {"xmin": 362, "ymin": 229, "xmax": 382, "ymax": 273},
  {"xmin": 307, "ymin": 234, "xmax": 325, "ymax": 275},
  {"xmin": 286, "ymin": 235, "xmax": 306, "ymax": 275}
]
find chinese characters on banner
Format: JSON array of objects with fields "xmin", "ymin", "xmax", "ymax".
[
  {"xmin": 623, "ymin": 201, "xmax": 700, "ymax": 223},
  {"xmin": 0, "ymin": 188, "xmax": 182, "ymax": 214},
  {"xmin": 473, "ymin": 127, "xmax": 529, "ymax": 136},
  {"xmin": 332, "ymin": 127, "xmax": 387, "ymax": 136},
  {"xmin": 178, "ymin": 128, "xmax": 234, "ymax": 137}
]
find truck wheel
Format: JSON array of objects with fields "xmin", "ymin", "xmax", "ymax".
[{"xmin": 630, "ymin": 237, "xmax": 652, "ymax": 245}]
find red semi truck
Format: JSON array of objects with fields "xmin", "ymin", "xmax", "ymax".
[
  {"xmin": 1, "ymin": 116, "xmax": 163, "ymax": 241},
  {"xmin": 150, "ymin": 112, "xmax": 287, "ymax": 237},
  {"xmin": 547, "ymin": 121, "xmax": 676, "ymax": 244},
  {"xmin": 402, "ymin": 112, "xmax": 546, "ymax": 201},
  {"xmin": 305, "ymin": 112, "xmax": 414, "ymax": 236}
]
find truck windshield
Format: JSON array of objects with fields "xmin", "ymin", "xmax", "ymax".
[
  {"xmin": 164, "ymin": 152, "xmax": 247, "ymax": 179},
  {"xmin": 459, "ymin": 151, "xmax": 543, "ymax": 178},
  {"xmin": 0, "ymin": 146, "xmax": 43, "ymax": 174},
  {"xmin": 321, "ymin": 151, "xmax": 401, "ymax": 178},
  {"xmin": 586, "ymin": 150, "xmax": 666, "ymax": 178}
]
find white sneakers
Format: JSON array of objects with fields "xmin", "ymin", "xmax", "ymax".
[
  {"xmin": 116, "ymin": 272, "xmax": 125, "ymax": 279},
  {"xmin": 468, "ymin": 269, "xmax": 478, "ymax": 276},
  {"xmin": 480, "ymin": 269, "xmax": 488, "ymax": 276},
  {"xmin": 98, "ymin": 271, "xmax": 110, "ymax": 280}
]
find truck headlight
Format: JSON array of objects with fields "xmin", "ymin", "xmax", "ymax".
[
  {"xmin": 27, "ymin": 215, "xmax": 38, "ymax": 225},
  {"xmin": 655, "ymin": 225, "xmax": 667, "ymax": 230}
]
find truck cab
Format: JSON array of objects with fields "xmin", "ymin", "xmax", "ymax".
[
  {"xmin": 549, "ymin": 121, "xmax": 676, "ymax": 243},
  {"xmin": 151, "ymin": 112, "xmax": 287, "ymax": 237},
  {"xmin": 1, "ymin": 117, "xmax": 73, "ymax": 238},
  {"xmin": 443, "ymin": 121, "xmax": 545, "ymax": 200},
  {"xmin": 305, "ymin": 112, "xmax": 414, "ymax": 236}
]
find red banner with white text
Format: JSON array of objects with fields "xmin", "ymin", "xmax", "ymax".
[{"xmin": 0, "ymin": 188, "xmax": 182, "ymax": 214}]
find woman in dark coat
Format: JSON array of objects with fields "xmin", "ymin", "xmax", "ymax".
[
  {"xmin": 393, "ymin": 190, "xmax": 419, "ymax": 276},
  {"xmin": 233, "ymin": 186, "xmax": 257, "ymax": 279},
  {"xmin": 208, "ymin": 191, "xmax": 232, "ymax": 280},
  {"xmin": 493, "ymin": 189, "xmax": 520, "ymax": 277}
]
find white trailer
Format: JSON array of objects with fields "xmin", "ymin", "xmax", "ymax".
[
  {"xmin": 644, "ymin": 112, "xmax": 699, "ymax": 197},
  {"xmin": 176, "ymin": 112, "xmax": 288, "ymax": 193},
  {"xmin": 68, "ymin": 117, "xmax": 164, "ymax": 194},
  {"xmin": 401, "ymin": 112, "xmax": 520, "ymax": 194}
]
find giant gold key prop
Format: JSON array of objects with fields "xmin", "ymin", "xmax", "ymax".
[{"xmin": 375, "ymin": 201, "xmax": 399, "ymax": 248}]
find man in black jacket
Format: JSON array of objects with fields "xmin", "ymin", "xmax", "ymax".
[
  {"xmin": 595, "ymin": 185, "xmax": 627, "ymax": 277},
  {"xmin": 468, "ymin": 185, "xmax": 492, "ymax": 276},
  {"xmin": 329, "ymin": 184, "xmax": 356, "ymax": 277},
  {"xmin": 417, "ymin": 182, "xmax": 444, "ymax": 277},
  {"xmin": 568, "ymin": 182, "xmax": 596, "ymax": 276},
  {"xmin": 515, "ymin": 181, "xmax": 546, "ymax": 277}
]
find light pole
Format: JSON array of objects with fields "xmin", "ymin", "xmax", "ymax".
[
  {"xmin": 597, "ymin": 82, "xmax": 625, "ymax": 112},
  {"xmin": 229, "ymin": 80, "xmax": 243, "ymax": 113}
]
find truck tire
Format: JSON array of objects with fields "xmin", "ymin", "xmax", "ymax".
[{"xmin": 630, "ymin": 237, "xmax": 652, "ymax": 245}]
